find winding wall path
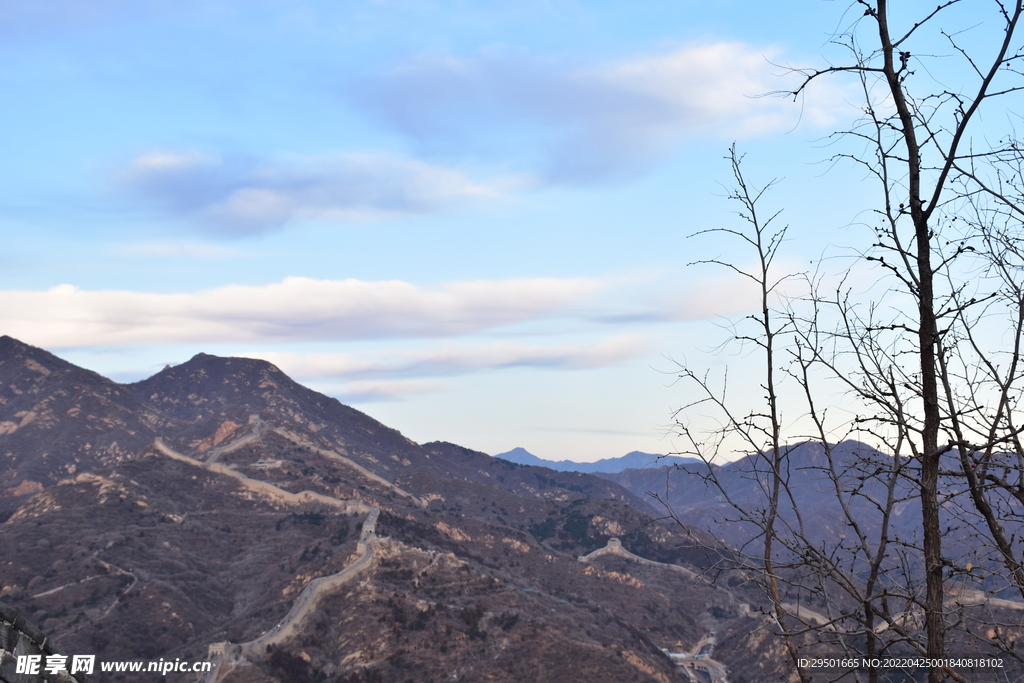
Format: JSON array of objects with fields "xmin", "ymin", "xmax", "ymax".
[
  {"xmin": 149, "ymin": 427, "xmax": 390, "ymax": 683},
  {"xmin": 578, "ymin": 537, "xmax": 702, "ymax": 582}
]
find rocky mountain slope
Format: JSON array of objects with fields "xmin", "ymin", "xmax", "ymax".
[{"xmin": 0, "ymin": 337, "xmax": 784, "ymax": 683}]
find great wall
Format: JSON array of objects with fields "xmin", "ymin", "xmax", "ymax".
[
  {"xmin": 0, "ymin": 602, "xmax": 85, "ymax": 683},
  {"xmin": 5, "ymin": 414, "xmax": 737, "ymax": 683},
  {"xmin": 150, "ymin": 419, "xmax": 393, "ymax": 683}
]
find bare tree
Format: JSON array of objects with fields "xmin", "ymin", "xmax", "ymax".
[
  {"xmin": 669, "ymin": 3, "xmax": 1024, "ymax": 683},
  {"xmin": 671, "ymin": 143, "xmax": 811, "ymax": 681}
]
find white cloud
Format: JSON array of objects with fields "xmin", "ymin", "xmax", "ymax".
[
  {"xmin": 243, "ymin": 334, "xmax": 648, "ymax": 381},
  {"xmin": 230, "ymin": 335, "xmax": 647, "ymax": 402},
  {"xmin": 354, "ymin": 42, "xmax": 853, "ymax": 182},
  {"xmin": 117, "ymin": 42, "xmax": 852, "ymax": 230},
  {"xmin": 124, "ymin": 150, "xmax": 523, "ymax": 235},
  {"xmin": 591, "ymin": 43, "xmax": 845, "ymax": 137},
  {"xmin": 335, "ymin": 379, "xmax": 444, "ymax": 403},
  {"xmin": 0, "ymin": 276, "xmax": 604, "ymax": 348}
]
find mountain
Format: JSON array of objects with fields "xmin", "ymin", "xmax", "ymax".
[
  {"xmin": 597, "ymin": 440, "xmax": 1018, "ymax": 581},
  {"xmin": 494, "ymin": 446, "xmax": 699, "ymax": 473},
  {"xmin": 0, "ymin": 337, "xmax": 782, "ymax": 683},
  {"xmin": 598, "ymin": 441, "xmax": 916, "ymax": 551},
  {"xmin": 0, "ymin": 335, "xmax": 180, "ymax": 519}
]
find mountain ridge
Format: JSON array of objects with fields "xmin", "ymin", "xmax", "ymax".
[
  {"xmin": 0, "ymin": 336, "xmax": 774, "ymax": 683},
  {"xmin": 494, "ymin": 446, "xmax": 699, "ymax": 473}
]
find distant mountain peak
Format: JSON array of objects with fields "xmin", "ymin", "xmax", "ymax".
[
  {"xmin": 500, "ymin": 446, "xmax": 534, "ymax": 458},
  {"xmin": 493, "ymin": 447, "xmax": 698, "ymax": 474}
]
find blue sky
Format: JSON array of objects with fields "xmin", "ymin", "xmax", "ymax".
[{"xmin": 0, "ymin": 0, "xmax": 945, "ymax": 460}]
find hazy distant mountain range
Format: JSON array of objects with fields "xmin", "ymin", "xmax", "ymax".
[{"xmin": 492, "ymin": 447, "xmax": 699, "ymax": 473}]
